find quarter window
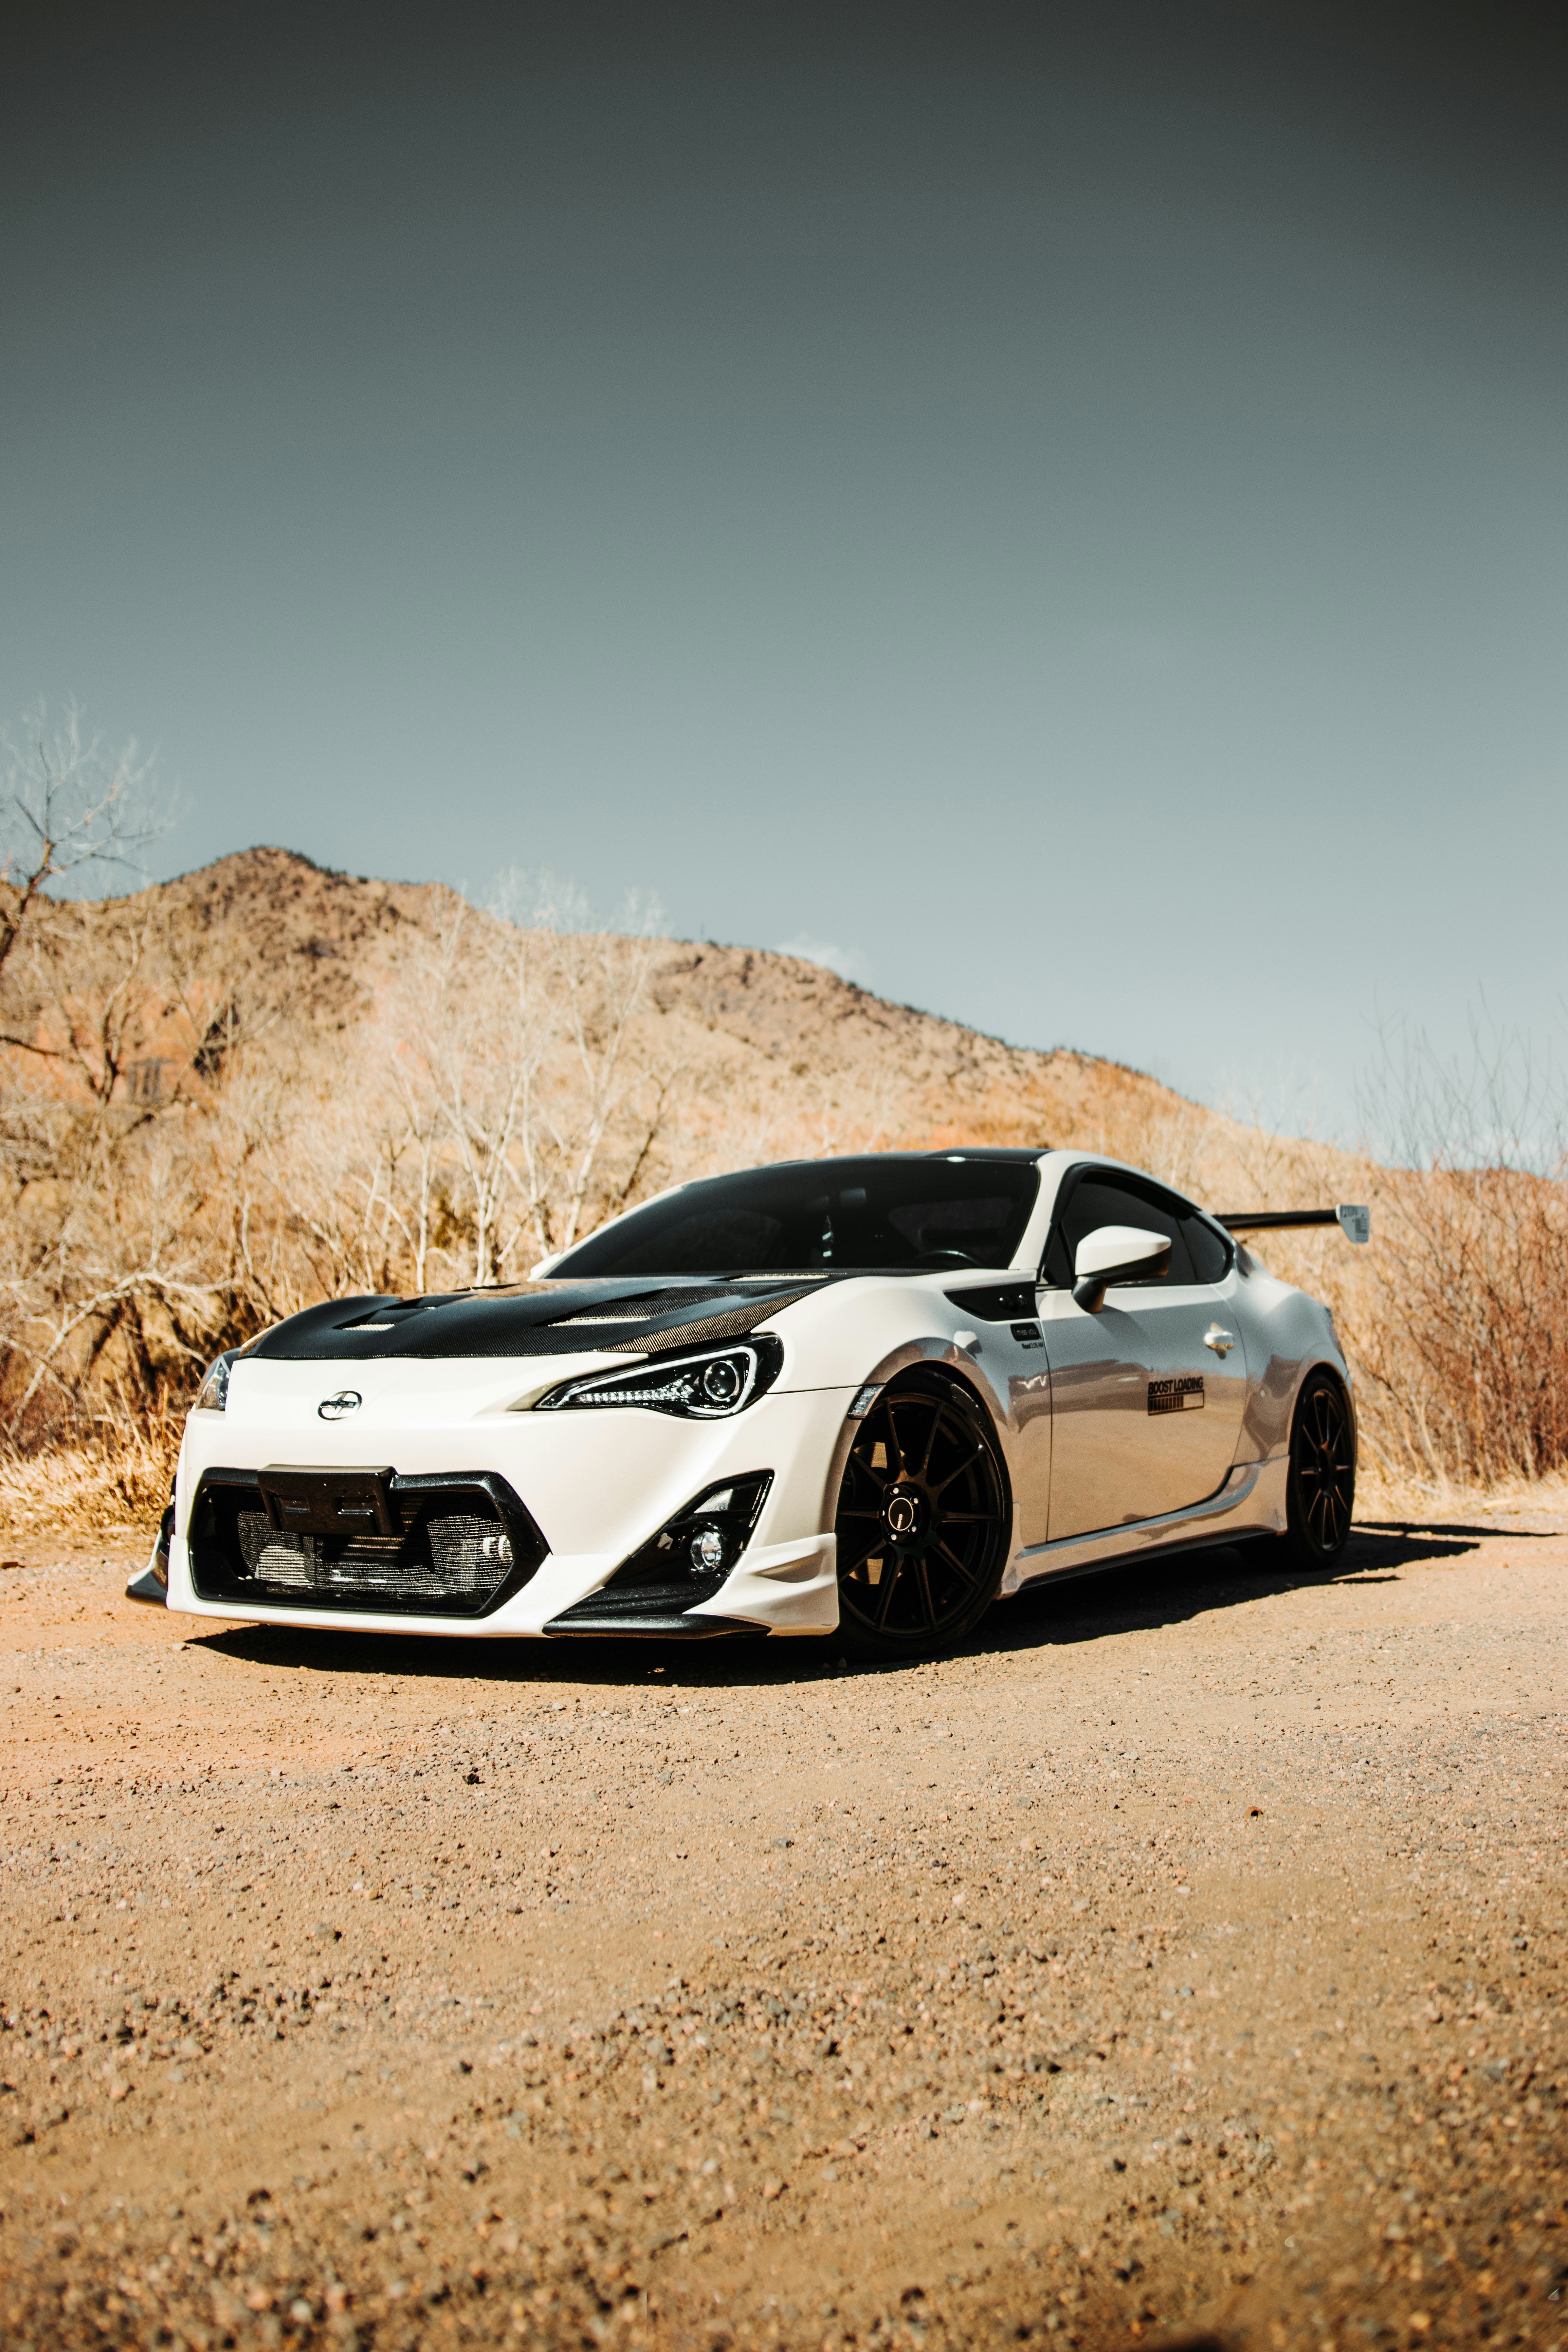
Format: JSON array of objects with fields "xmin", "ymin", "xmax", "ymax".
[{"xmin": 1182, "ymin": 1210, "xmax": 1233, "ymax": 1283}]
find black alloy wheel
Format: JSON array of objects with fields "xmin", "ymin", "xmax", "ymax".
[
  {"xmin": 833, "ymin": 1371, "xmax": 1010, "ymax": 1659},
  {"xmin": 1281, "ymin": 1369, "xmax": 1355, "ymax": 1568}
]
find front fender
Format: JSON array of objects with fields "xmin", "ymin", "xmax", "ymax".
[{"xmin": 813, "ymin": 1337, "xmax": 1023, "ymax": 1592}]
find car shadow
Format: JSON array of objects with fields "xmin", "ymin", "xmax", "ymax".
[
  {"xmin": 977, "ymin": 1518, "xmax": 1502, "ymax": 1661},
  {"xmin": 184, "ymin": 1514, "xmax": 1528, "ymax": 1696}
]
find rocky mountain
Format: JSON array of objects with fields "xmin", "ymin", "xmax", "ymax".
[{"xmin": 145, "ymin": 844, "xmax": 1200, "ymax": 1162}]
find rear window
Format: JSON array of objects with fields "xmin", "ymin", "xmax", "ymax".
[{"xmin": 553, "ymin": 1156, "xmax": 1040, "ymax": 1277}]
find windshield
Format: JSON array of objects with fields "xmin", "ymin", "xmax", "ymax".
[{"xmin": 552, "ymin": 1155, "xmax": 1041, "ymax": 1278}]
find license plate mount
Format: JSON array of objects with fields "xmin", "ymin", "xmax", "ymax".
[{"xmin": 259, "ymin": 1464, "xmax": 399, "ymax": 1539}]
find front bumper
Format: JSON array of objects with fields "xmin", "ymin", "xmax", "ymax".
[{"xmin": 165, "ymin": 1354, "xmax": 852, "ymax": 1638}]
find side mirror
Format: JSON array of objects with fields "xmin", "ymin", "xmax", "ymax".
[{"xmin": 1072, "ymin": 1224, "xmax": 1172, "ymax": 1313}]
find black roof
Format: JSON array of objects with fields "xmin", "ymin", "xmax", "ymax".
[
  {"xmin": 920, "ymin": 1146, "xmax": 1050, "ymax": 1163},
  {"xmin": 758, "ymin": 1146, "xmax": 1050, "ymax": 1170}
]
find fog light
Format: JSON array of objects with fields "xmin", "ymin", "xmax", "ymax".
[
  {"xmin": 480, "ymin": 1532, "xmax": 513, "ymax": 1565},
  {"xmin": 690, "ymin": 1525, "xmax": 726, "ymax": 1574}
]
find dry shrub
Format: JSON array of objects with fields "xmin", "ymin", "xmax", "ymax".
[
  {"xmin": 0, "ymin": 874, "xmax": 684, "ymax": 1452},
  {"xmin": 1154, "ymin": 1029, "xmax": 1568, "ymax": 1503},
  {"xmin": 1351, "ymin": 1164, "xmax": 1568, "ymax": 1488},
  {"xmin": 0, "ymin": 1396, "xmax": 181, "ymax": 1540}
]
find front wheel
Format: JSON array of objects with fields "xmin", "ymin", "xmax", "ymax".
[
  {"xmin": 832, "ymin": 1371, "xmax": 1010, "ymax": 1660},
  {"xmin": 1279, "ymin": 1369, "xmax": 1355, "ymax": 1569}
]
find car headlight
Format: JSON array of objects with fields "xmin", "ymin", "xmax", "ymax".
[
  {"xmin": 193, "ymin": 1348, "xmax": 241, "ymax": 1413},
  {"xmin": 536, "ymin": 1336, "xmax": 784, "ymax": 1419}
]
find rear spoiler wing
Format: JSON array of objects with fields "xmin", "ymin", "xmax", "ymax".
[{"xmin": 1218, "ymin": 1204, "xmax": 1370, "ymax": 1244}]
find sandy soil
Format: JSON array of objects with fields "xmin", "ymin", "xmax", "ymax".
[{"xmin": 1, "ymin": 1511, "xmax": 1564, "ymax": 2352}]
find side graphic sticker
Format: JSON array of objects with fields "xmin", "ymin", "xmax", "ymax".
[{"xmin": 1149, "ymin": 1375, "xmax": 1204, "ymax": 1415}]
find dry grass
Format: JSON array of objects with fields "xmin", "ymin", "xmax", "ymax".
[
  {"xmin": 0, "ymin": 1406, "xmax": 179, "ymax": 1544},
  {"xmin": 1355, "ymin": 1459, "xmax": 1568, "ymax": 1525}
]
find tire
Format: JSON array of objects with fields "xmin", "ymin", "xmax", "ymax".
[
  {"xmin": 832, "ymin": 1370, "xmax": 1010, "ymax": 1660},
  {"xmin": 1278, "ymin": 1369, "xmax": 1356, "ymax": 1569}
]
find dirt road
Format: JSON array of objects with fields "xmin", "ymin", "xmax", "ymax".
[{"xmin": 2, "ymin": 1510, "xmax": 1564, "ymax": 2352}]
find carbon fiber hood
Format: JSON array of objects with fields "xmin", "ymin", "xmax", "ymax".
[{"xmin": 243, "ymin": 1278, "xmax": 832, "ymax": 1362}]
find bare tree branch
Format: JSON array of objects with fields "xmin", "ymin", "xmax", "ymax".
[{"xmin": 0, "ymin": 701, "xmax": 167, "ymax": 986}]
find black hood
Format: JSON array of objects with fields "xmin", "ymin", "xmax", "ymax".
[{"xmin": 244, "ymin": 1278, "xmax": 830, "ymax": 1363}]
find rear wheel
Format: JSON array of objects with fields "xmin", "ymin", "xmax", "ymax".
[
  {"xmin": 833, "ymin": 1372, "xmax": 1009, "ymax": 1660},
  {"xmin": 1279, "ymin": 1369, "xmax": 1355, "ymax": 1569}
]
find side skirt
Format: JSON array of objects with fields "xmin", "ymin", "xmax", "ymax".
[{"xmin": 1001, "ymin": 1456, "xmax": 1287, "ymax": 1593}]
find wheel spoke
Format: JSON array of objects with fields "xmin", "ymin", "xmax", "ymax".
[
  {"xmin": 887, "ymin": 1397, "xmax": 921, "ymax": 1478},
  {"xmin": 929, "ymin": 1445, "xmax": 985, "ymax": 1501},
  {"xmin": 838, "ymin": 1525, "xmax": 883, "ymax": 1576},
  {"xmin": 932, "ymin": 1535, "xmax": 979, "ymax": 1587},
  {"xmin": 915, "ymin": 1400, "xmax": 945, "ymax": 1481},
  {"xmin": 914, "ymin": 1557, "xmax": 938, "ymax": 1629},
  {"xmin": 874, "ymin": 1556, "xmax": 904, "ymax": 1631}
]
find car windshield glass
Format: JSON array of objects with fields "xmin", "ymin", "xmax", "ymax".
[{"xmin": 552, "ymin": 1156, "xmax": 1041, "ymax": 1277}]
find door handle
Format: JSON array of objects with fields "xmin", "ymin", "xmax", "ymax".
[{"xmin": 1204, "ymin": 1324, "xmax": 1236, "ymax": 1356}]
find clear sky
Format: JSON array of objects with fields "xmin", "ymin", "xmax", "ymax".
[{"xmin": 5, "ymin": 1, "xmax": 1566, "ymax": 1136}]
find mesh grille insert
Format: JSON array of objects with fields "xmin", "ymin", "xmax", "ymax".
[
  {"xmin": 234, "ymin": 1508, "xmax": 508, "ymax": 1599},
  {"xmin": 191, "ymin": 1470, "xmax": 544, "ymax": 1617}
]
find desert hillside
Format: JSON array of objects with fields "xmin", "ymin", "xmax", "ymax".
[
  {"xmin": 1, "ymin": 846, "xmax": 1562, "ymax": 1513},
  {"xmin": 138, "ymin": 846, "xmax": 1205, "ymax": 1159}
]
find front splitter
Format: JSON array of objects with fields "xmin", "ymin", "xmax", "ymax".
[{"xmin": 543, "ymin": 1609, "xmax": 768, "ymax": 1639}]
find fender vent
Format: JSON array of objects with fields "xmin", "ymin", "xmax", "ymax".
[{"xmin": 943, "ymin": 1282, "xmax": 1037, "ymax": 1322}]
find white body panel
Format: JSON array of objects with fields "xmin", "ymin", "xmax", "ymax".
[
  {"xmin": 1037, "ymin": 1270, "xmax": 1251, "ymax": 1540},
  {"xmin": 159, "ymin": 1149, "xmax": 1354, "ymax": 1642},
  {"xmin": 169, "ymin": 1361, "xmax": 859, "ymax": 1636}
]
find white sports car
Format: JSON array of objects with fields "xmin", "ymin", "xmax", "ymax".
[{"xmin": 135, "ymin": 1150, "xmax": 1366, "ymax": 1660}]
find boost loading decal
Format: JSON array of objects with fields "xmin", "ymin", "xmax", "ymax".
[{"xmin": 1149, "ymin": 1375, "xmax": 1204, "ymax": 1414}]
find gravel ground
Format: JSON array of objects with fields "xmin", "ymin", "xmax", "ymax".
[{"xmin": 1, "ymin": 1511, "xmax": 1565, "ymax": 2352}]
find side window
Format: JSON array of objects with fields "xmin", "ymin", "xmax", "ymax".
[{"xmin": 1041, "ymin": 1169, "xmax": 1197, "ymax": 1287}]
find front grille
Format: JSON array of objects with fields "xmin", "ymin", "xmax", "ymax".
[{"xmin": 190, "ymin": 1469, "xmax": 546, "ymax": 1617}]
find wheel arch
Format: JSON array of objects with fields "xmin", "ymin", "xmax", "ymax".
[
  {"xmin": 1291, "ymin": 1356, "xmax": 1359, "ymax": 1471},
  {"xmin": 828, "ymin": 1353, "xmax": 1015, "ymax": 1657},
  {"xmin": 1279, "ymin": 1357, "xmax": 1359, "ymax": 1565},
  {"xmin": 814, "ymin": 1338, "xmax": 1014, "ymax": 1540}
]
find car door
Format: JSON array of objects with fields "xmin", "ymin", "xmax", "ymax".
[{"xmin": 1037, "ymin": 1167, "xmax": 1248, "ymax": 1543}]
